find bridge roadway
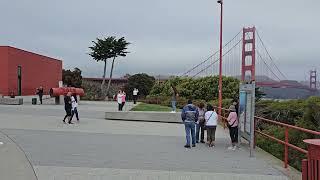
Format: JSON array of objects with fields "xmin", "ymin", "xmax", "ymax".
[{"xmin": 0, "ymin": 101, "xmax": 300, "ymax": 180}]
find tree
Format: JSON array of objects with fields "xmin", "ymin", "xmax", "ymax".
[
  {"xmin": 62, "ymin": 68, "xmax": 82, "ymax": 87},
  {"xmin": 125, "ymin": 73, "xmax": 155, "ymax": 99},
  {"xmin": 88, "ymin": 36, "xmax": 130, "ymax": 97},
  {"xmin": 255, "ymin": 87, "xmax": 266, "ymax": 102}
]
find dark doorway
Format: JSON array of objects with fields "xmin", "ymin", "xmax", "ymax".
[{"xmin": 17, "ymin": 66, "xmax": 22, "ymax": 96}]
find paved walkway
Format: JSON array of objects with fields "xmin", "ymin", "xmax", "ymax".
[
  {"xmin": 0, "ymin": 132, "xmax": 37, "ymax": 180},
  {"xmin": 0, "ymin": 101, "xmax": 298, "ymax": 180}
]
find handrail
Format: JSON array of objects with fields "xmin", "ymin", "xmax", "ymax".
[
  {"xmin": 216, "ymin": 106, "xmax": 320, "ymax": 169},
  {"xmin": 255, "ymin": 116, "xmax": 320, "ymax": 136}
]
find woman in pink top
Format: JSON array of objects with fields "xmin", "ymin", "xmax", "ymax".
[
  {"xmin": 227, "ymin": 105, "xmax": 238, "ymax": 150},
  {"xmin": 121, "ymin": 91, "xmax": 126, "ymax": 110}
]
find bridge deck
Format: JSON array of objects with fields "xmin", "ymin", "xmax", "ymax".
[{"xmin": 0, "ymin": 101, "xmax": 300, "ymax": 180}]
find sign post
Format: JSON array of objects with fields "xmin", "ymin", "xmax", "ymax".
[{"xmin": 238, "ymin": 81, "xmax": 256, "ymax": 157}]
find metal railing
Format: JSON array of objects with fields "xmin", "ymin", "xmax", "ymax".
[
  {"xmin": 217, "ymin": 106, "xmax": 320, "ymax": 172},
  {"xmin": 254, "ymin": 116, "xmax": 320, "ymax": 168}
]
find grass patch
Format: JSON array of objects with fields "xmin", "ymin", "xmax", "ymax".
[{"xmin": 131, "ymin": 103, "xmax": 172, "ymax": 112}]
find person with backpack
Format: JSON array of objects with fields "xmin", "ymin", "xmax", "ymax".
[
  {"xmin": 196, "ymin": 102, "xmax": 206, "ymax": 143},
  {"xmin": 181, "ymin": 99, "xmax": 199, "ymax": 148},
  {"xmin": 227, "ymin": 105, "xmax": 239, "ymax": 150},
  {"xmin": 205, "ymin": 104, "xmax": 218, "ymax": 147}
]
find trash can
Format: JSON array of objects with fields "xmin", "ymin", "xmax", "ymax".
[{"xmin": 32, "ymin": 98, "xmax": 37, "ymax": 105}]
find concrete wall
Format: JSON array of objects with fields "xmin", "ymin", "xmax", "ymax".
[
  {"xmin": 1, "ymin": 46, "xmax": 62, "ymax": 96},
  {"xmin": 105, "ymin": 111, "xmax": 182, "ymax": 123}
]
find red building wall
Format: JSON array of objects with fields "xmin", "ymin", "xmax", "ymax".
[
  {"xmin": 0, "ymin": 46, "xmax": 62, "ymax": 96},
  {"xmin": 0, "ymin": 47, "xmax": 9, "ymax": 96}
]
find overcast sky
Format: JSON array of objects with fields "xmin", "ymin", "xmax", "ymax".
[{"xmin": 1, "ymin": 0, "xmax": 319, "ymax": 81}]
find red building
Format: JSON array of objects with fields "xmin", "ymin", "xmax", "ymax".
[{"xmin": 0, "ymin": 46, "xmax": 62, "ymax": 96}]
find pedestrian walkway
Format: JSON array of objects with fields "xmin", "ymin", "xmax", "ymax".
[
  {"xmin": 0, "ymin": 101, "xmax": 300, "ymax": 180},
  {"xmin": 0, "ymin": 132, "xmax": 37, "ymax": 180}
]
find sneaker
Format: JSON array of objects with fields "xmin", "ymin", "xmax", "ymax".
[
  {"xmin": 227, "ymin": 146, "xmax": 234, "ymax": 150},
  {"xmin": 170, "ymin": 111, "xmax": 176, "ymax": 113},
  {"xmin": 192, "ymin": 144, "xmax": 196, "ymax": 147},
  {"xmin": 184, "ymin": 145, "xmax": 191, "ymax": 148},
  {"xmin": 232, "ymin": 146, "xmax": 237, "ymax": 151},
  {"xmin": 68, "ymin": 122, "xmax": 74, "ymax": 124},
  {"xmin": 196, "ymin": 141, "xmax": 199, "ymax": 143},
  {"xmin": 200, "ymin": 140, "xmax": 205, "ymax": 143}
]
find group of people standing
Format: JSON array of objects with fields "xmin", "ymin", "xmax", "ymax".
[
  {"xmin": 63, "ymin": 92, "xmax": 80, "ymax": 124},
  {"xmin": 181, "ymin": 99, "xmax": 239, "ymax": 150}
]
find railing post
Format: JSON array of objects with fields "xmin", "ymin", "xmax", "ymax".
[
  {"xmin": 302, "ymin": 159, "xmax": 308, "ymax": 180},
  {"xmin": 304, "ymin": 139, "xmax": 320, "ymax": 180},
  {"xmin": 284, "ymin": 127, "xmax": 289, "ymax": 168}
]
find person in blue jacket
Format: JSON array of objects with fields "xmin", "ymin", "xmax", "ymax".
[{"xmin": 181, "ymin": 99, "xmax": 199, "ymax": 148}]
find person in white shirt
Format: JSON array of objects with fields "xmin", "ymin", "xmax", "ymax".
[
  {"xmin": 205, "ymin": 104, "xmax": 218, "ymax": 147},
  {"xmin": 117, "ymin": 90, "xmax": 123, "ymax": 111},
  {"xmin": 70, "ymin": 94, "xmax": 79, "ymax": 123},
  {"xmin": 133, "ymin": 88, "xmax": 139, "ymax": 104}
]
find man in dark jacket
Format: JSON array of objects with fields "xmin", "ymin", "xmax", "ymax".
[
  {"xmin": 37, "ymin": 86, "xmax": 44, "ymax": 104},
  {"xmin": 181, "ymin": 99, "xmax": 199, "ymax": 148},
  {"xmin": 63, "ymin": 92, "xmax": 72, "ymax": 124}
]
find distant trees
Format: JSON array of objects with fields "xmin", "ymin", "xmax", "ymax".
[
  {"xmin": 150, "ymin": 76, "xmax": 240, "ymax": 101},
  {"xmin": 89, "ymin": 36, "xmax": 130, "ymax": 97},
  {"xmin": 125, "ymin": 73, "xmax": 155, "ymax": 99},
  {"xmin": 62, "ymin": 68, "xmax": 82, "ymax": 88}
]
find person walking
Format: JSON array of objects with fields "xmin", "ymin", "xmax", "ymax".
[
  {"xmin": 63, "ymin": 92, "xmax": 72, "ymax": 124},
  {"xmin": 227, "ymin": 105, "xmax": 239, "ymax": 150},
  {"xmin": 117, "ymin": 90, "xmax": 123, "ymax": 111},
  {"xmin": 133, "ymin": 88, "xmax": 139, "ymax": 104},
  {"xmin": 181, "ymin": 99, "xmax": 199, "ymax": 148},
  {"xmin": 36, "ymin": 86, "xmax": 44, "ymax": 104},
  {"xmin": 205, "ymin": 104, "xmax": 218, "ymax": 147},
  {"xmin": 70, "ymin": 94, "xmax": 80, "ymax": 123},
  {"xmin": 121, "ymin": 91, "xmax": 126, "ymax": 111},
  {"xmin": 196, "ymin": 102, "xmax": 206, "ymax": 143},
  {"xmin": 170, "ymin": 85, "xmax": 178, "ymax": 113}
]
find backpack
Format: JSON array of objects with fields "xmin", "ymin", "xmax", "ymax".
[{"xmin": 198, "ymin": 108, "xmax": 205, "ymax": 123}]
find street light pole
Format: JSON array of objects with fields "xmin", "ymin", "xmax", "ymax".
[{"xmin": 217, "ymin": 0, "xmax": 223, "ymax": 120}]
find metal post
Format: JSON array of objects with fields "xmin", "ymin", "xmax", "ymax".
[
  {"xmin": 217, "ymin": 0, "xmax": 223, "ymax": 120},
  {"xmin": 284, "ymin": 127, "xmax": 289, "ymax": 168},
  {"xmin": 249, "ymin": 81, "xmax": 256, "ymax": 157},
  {"xmin": 301, "ymin": 159, "xmax": 308, "ymax": 180}
]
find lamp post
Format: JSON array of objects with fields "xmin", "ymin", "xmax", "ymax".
[{"xmin": 217, "ymin": 0, "xmax": 223, "ymax": 119}]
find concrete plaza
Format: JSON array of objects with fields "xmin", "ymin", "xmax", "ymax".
[{"xmin": 0, "ymin": 101, "xmax": 299, "ymax": 180}]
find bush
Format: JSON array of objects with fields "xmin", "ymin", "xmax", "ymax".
[
  {"xmin": 256, "ymin": 96, "xmax": 320, "ymax": 170},
  {"xmin": 150, "ymin": 76, "xmax": 239, "ymax": 101}
]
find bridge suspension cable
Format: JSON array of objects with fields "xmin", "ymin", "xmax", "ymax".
[
  {"xmin": 181, "ymin": 29, "xmax": 242, "ymax": 77},
  {"xmin": 192, "ymin": 38, "xmax": 242, "ymax": 77},
  {"xmin": 256, "ymin": 30, "xmax": 287, "ymax": 80}
]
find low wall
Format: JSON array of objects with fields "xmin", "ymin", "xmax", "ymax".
[
  {"xmin": 105, "ymin": 111, "xmax": 182, "ymax": 123},
  {"xmin": 0, "ymin": 97, "xmax": 23, "ymax": 105}
]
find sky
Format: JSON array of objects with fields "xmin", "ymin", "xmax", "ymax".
[{"xmin": 1, "ymin": 0, "xmax": 319, "ymax": 81}]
